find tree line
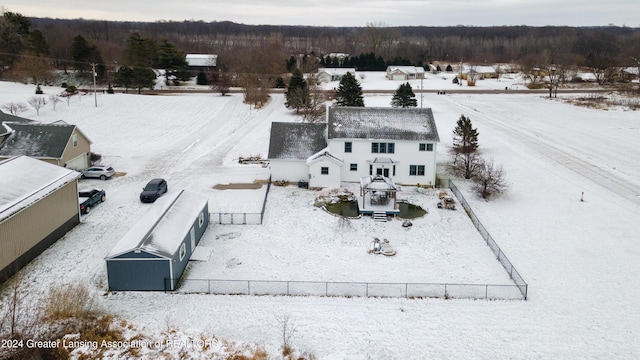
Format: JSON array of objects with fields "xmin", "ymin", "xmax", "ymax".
[{"xmin": 2, "ymin": 12, "xmax": 640, "ymax": 92}]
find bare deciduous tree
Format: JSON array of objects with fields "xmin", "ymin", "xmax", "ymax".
[
  {"xmin": 1, "ymin": 102, "xmax": 28, "ymax": 116},
  {"xmin": 48, "ymin": 94, "xmax": 62, "ymax": 110},
  {"xmin": 276, "ymin": 314, "xmax": 297, "ymax": 358},
  {"xmin": 473, "ymin": 158, "xmax": 508, "ymax": 200},
  {"xmin": 301, "ymin": 74, "xmax": 326, "ymax": 123},
  {"xmin": 27, "ymin": 96, "xmax": 46, "ymax": 115}
]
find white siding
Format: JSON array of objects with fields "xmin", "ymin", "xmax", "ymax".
[
  {"xmin": 328, "ymin": 139, "xmax": 437, "ymax": 186},
  {"xmin": 270, "ymin": 160, "xmax": 309, "ymax": 183},
  {"xmin": 308, "ymin": 159, "xmax": 341, "ymax": 188}
]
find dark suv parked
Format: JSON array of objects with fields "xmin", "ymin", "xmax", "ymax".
[{"xmin": 140, "ymin": 178, "xmax": 168, "ymax": 203}]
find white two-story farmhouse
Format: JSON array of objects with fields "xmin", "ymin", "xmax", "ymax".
[{"xmin": 268, "ymin": 106, "xmax": 440, "ymax": 189}]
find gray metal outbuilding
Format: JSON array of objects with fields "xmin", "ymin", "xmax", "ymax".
[
  {"xmin": 0, "ymin": 155, "xmax": 80, "ymax": 283},
  {"xmin": 105, "ymin": 190, "xmax": 209, "ymax": 291}
]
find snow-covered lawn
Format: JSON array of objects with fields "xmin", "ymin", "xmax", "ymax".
[{"xmin": 1, "ymin": 75, "xmax": 640, "ymax": 359}]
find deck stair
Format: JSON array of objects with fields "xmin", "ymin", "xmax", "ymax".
[{"xmin": 373, "ymin": 211, "xmax": 388, "ymax": 222}]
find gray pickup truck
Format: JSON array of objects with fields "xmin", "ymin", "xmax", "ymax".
[{"xmin": 78, "ymin": 189, "xmax": 106, "ymax": 214}]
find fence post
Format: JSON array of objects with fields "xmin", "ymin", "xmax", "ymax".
[
  {"xmin": 243, "ymin": 213, "xmax": 247, "ymax": 225},
  {"xmin": 485, "ymin": 285, "xmax": 488, "ymax": 299},
  {"xmin": 287, "ymin": 281, "xmax": 290, "ymax": 296},
  {"xmin": 247, "ymin": 281, "xmax": 251, "ymax": 295},
  {"xmin": 405, "ymin": 283, "xmax": 408, "ymax": 298},
  {"xmin": 208, "ymin": 279, "xmax": 211, "ymax": 294},
  {"xmin": 366, "ymin": 283, "xmax": 369, "ymax": 297},
  {"xmin": 325, "ymin": 282, "xmax": 328, "ymax": 296}
]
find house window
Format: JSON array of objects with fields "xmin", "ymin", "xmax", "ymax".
[
  {"xmin": 409, "ymin": 165, "xmax": 425, "ymax": 176},
  {"xmin": 179, "ymin": 243, "xmax": 186, "ymax": 261},
  {"xmin": 369, "ymin": 164, "xmax": 373, "ymax": 175},
  {"xmin": 199, "ymin": 212, "xmax": 205, "ymax": 227},
  {"xmin": 393, "ymin": 165, "xmax": 396, "ymax": 176},
  {"xmin": 321, "ymin": 167, "xmax": 329, "ymax": 175},
  {"xmin": 371, "ymin": 142, "xmax": 394, "ymax": 154},
  {"xmin": 350, "ymin": 163, "xmax": 358, "ymax": 171},
  {"xmin": 426, "ymin": 144, "xmax": 433, "ymax": 151},
  {"xmin": 419, "ymin": 143, "xmax": 426, "ymax": 151},
  {"xmin": 344, "ymin": 142, "xmax": 352, "ymax": 153},
  {"xmin": 72, "ymin": 134, "xmax": 78, "ymax": 147}
]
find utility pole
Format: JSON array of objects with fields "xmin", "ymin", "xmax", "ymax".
[
  {"xmin": 420, "ymin": 76, "xmax": 423, "ymax": 108},
  {"xmin": 91, "ymin": 63, "xmax": 98, "ymax": 107}
]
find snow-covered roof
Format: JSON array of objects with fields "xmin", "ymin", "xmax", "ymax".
[
  {"xmin": 268, "ymin": 122, "xmax": 327, "ymax": 160},
  {"xmin": 327, "ymin": 107, "xmax": 439, "ymax": 142},
  {"xmin": 360, "ymin": 175, "xmax": 397, "ymax": 192},
  {"xmin": 0, "ymin": 122, "xmax": 79, "ymax": 159},
  {"xmin": 0, "ymin": 110, "xmax": 37, "ymax": 124},
  {"xmin": 318, "ymin": 68, "xmax": 356, "ymax": 76},
  {"xmin": 386, "ymin": 66, "xmax": 425, "ymax": 75},
  {"xmin": 185, "ymin": 54, "xmax": 218, "ymax": 67},
  {"xmin": 0, "ymin": 155, "xmax": 80, "ymax": 222},
  {"xmin": 106, "ymin": 190, "xmax": 208, "ymax": 260},
  {"xmin": 306, "ymin": 147, "xmax": 344, "ymax": 166},
  {"xmin": 460, "ymin": 65, "xmax": 496, "ymax": 74}
]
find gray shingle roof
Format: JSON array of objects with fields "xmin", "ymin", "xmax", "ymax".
[
  {"xmin": 0, "ymin": 122, "xmax": 75, "ymax": 159},
  {"xmin": 268, "ymin": 122, "xmax": 327, "ymax": 160},
  {"xmin": 327, "ymin": 107, "xmax": 439, "ymax": 142}
]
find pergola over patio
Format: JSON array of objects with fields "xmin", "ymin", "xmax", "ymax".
[{"xmin": 359, "ymin": 175, "xmax": 398, "ymax": 211}]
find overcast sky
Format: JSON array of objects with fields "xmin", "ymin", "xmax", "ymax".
[{"xmin": 2, "ymin": 0, "xmax": 639, "ymax": 27}]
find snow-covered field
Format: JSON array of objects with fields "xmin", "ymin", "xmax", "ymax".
[{"xmin": 1, "ymin": 72, "xmax": 640, "ymax": 359}]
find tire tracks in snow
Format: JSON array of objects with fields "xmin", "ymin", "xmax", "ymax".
[{"xmin": 442, "ymin": 96, "xmax": 640, "ymax": 208}]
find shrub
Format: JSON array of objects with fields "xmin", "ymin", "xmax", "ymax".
[{"xmin": 44, "ymin": 283, "xmax": 95, "ymax": 321}]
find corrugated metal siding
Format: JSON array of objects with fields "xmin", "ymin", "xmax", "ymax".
[
  {"xmin": 0, "ymin": 181, "xmax": 78, "ymax": 271},
  {"xmin": 106, "ymin": 259, "xmax": 170, "ymax": 291}
]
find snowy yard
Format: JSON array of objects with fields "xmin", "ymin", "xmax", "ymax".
[{"xmin": 1, "ymin": 74, "xmax": 640, "ymax": 359}]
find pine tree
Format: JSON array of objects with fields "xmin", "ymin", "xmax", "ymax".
[
  {"xmin": 449, "ymin": 115, "xmax": 480, "ymax": 179},
  {"xmin": 391, "ymin": 82, "xmax": 417, "ymax": 108},
  {"xmin": 285, "ymin": 69, "xmax": 309, "ymax": 113},
  {"xmin": 335, "ymin": 72, "xmax": 364, "ymax": 107}
]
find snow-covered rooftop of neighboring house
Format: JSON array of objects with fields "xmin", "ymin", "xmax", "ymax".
[
  {"xmin": 318, "ymin": 67, "xmax": 356, "ymax": 75},
  {"xmin": 328, "ymin": 106, "xmax": 439, "ymax": 142},
  {"xmin": 185, "ymin": 54, "xmax": 218, "ymax": 67},
  {"xmin": 0, "ymin": 155, "xmax": 80, "ymax": 222},
  {"xmin": 386, "ymin": 65, "xmax": 425, "ymax": 74},
  {"xmin": 0, "ymin": 121, "xmax": 77, "ymax": 159},
  {"xmin": 106, "ymin": 190, "xmax": 208, "ymax": 259}
]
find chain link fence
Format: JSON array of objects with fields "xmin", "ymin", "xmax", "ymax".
[
  {"xmin": 171, "ymin": 278, "xmax": 524, "ymax": 300},
  {"xmin": 210, "ymin": 181, "xmax": 271, "ymax": 225},
  {"xmin": 448, "ymin": 180, "xmax": 528, "ymax": 299}
]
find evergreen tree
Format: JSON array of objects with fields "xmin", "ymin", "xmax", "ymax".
[
  {"xmin": 335, "ymin": 72, "xmax": 364, "ymax": 107},
  {"xmin": 449, "ymin": 115, "xmax": 480, "ymax": 179},
  {"xmin": 196, "ymin": 70, "xmax": 209, "ymax": 85},
  {"xmin": 285, "ymin": 68, "xmax": 308, "ymax": 113},
  {"xmin": 70, "ymin": 35, "xmax": 92, "ymax": 73},
  {"xmin": 275, "ymin": 76, "xmax": 286, "ymax": 89},
  {"xmin": 391, "ymin": 82, "xmax": 417, "ymax": 108}
]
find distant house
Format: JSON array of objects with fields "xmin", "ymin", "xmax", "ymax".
[
  {"xmin": 268, "ymin": 107, "xmax": 440, "ymax": 189},
  {"xmin": 185, "ymin": 54, "xmax": 218, "ymax": 69},
  {"xmin": 0, "ymin": 155, "xmax": 81, "ymax": 283},
  {"xmin": 0, "ymin": 115, "xmax": 92, "ymax": 170},
  {"xmin": 105, "ymin": 190, "xmax": 209, "ymax": 291},
  {"xmin": 386, "ymin": 66, "xmax": 426, "ymax": 80},
  {"xmin": 459, "ymin": 65, "xmax": 497, "ymax": 80},
  {"xmin": 317, "ymin": 68, "xmax": 357, "ymax": 83}
]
